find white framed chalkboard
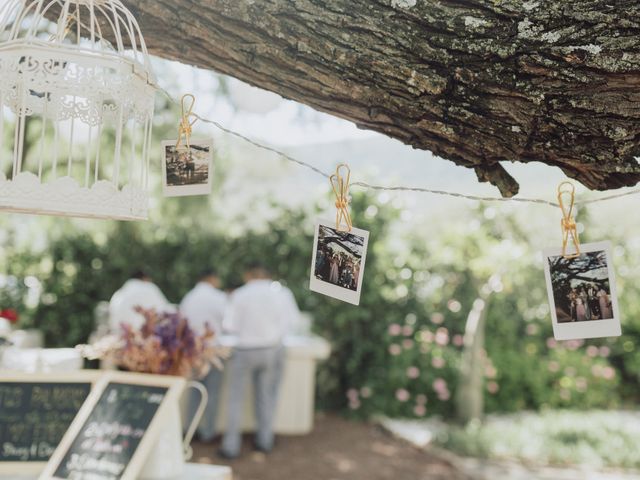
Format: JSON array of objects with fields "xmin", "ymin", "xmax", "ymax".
[
  {"xmin": 0, "ymin": 371, "xmax": 101, "ymax": 475},
  {"xmin": 39, "ymin": 372, "xmax": 186, "ymax": 480}
]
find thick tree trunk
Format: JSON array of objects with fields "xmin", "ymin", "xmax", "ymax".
[{"xmin": 122, "ymin": 0, "xmax": 640, "ymax": 196}]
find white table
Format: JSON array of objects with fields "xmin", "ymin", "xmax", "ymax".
[
  {"xmin": 213, "ymin": 334, "xmax": 331, "ymax": 434},
  {"xmin": 2, "ymin": 463, "xmax": 231, "ymax": 480}
]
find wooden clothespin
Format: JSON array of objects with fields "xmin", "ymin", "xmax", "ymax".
[
  {"xmin": 176, "ymin": 94, "xmax": 197, "ymax": 151},
  {"xmin": 557, "ymin": 181, "xmax": 581, "ymax": 259},
  {"xmin": 330, "ymin": 164, "xmax": 352, "ymax": 232}
]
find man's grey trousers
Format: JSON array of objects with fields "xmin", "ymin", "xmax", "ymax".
[{"xmin": 221, "ymin": 345, "xmax": 285, "ymax": 456}]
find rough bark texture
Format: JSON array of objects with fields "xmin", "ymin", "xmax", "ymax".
[{"xmin": 122, "ymin": 0, "xmax": 640, "ymax": 196}]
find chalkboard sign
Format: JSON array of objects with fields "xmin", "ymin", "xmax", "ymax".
[
  {"xmin": 0, "ymin": 372, "xmax": 99, "ymax": 475},
  {"xmin": 41, "ymin": 372, "xmax": 185, "ymax": 480}
]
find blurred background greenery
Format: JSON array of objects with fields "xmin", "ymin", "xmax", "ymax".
[{"xmin": 1, "ymin": 190, "xmax": 638, "ymax": 419}]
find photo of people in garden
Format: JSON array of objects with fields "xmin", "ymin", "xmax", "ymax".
[
  {"xmin": 547, "ymin": 250, "xmax": 614, "ymax": 323},
  {"xmin": 164, "ymin": 143, "xmax": 211, "ymax": 187},
  {"xmin": 313, "ymin": 225, "xmax": 364, "ymax": 292}
]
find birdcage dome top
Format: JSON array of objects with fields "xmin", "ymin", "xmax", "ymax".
[{"xmin": 0, "ymin": 0, "xmax": 155, "ymax": 80}]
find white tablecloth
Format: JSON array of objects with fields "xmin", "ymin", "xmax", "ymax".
[
  {"xmin": 213, "ymin": 334, "xmax": 331, "ymax": 434},
  {"xmin": 1, "ymin": 463, "xmax": 231, "ymax": 480}
]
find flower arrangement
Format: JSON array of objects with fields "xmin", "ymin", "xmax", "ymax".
[
  {"xmin": 0, "ymin": 308, "xmax": 19, "ymax": 324},
  {"xmin": 79, "ymin": 307, "xmax": 227, "ymax": 378}
]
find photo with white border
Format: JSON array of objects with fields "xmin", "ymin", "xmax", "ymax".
[
  {"xmin": 161, "ymin": 139, "xmax": 213, "ymax": 197},
  {"xmin": 309, "ymin": 220, "xmax": 369, "ymax": 305},
  {"xmin": 543, "ymin": 241, "xmax": 621, "ymax": 340}
]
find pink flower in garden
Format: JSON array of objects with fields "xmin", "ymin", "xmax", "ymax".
[
  {"xmin": 586, "ymin": 345, "xmax": 599, "ymax": 357},
  {"xmin": 437, "ymin": 390, "xmax": 451, "ymax": 401},
  {"xmin": 485, "ymin": 365, "xmax": 497, "ymax": 379},
  {"xmin": 575, "ymin": 377, "xmax": 588, "ymax": 392},
  {"xmin": 447, "ymin": 300, "xmax": 462, "ymax": 313},
  {"xmin": 389, "ymin": 344, "xmax": 402, "ymax": 356},
  {"xmin": 599, "ymin": 346, "xmax": 611, "ymax": 358},
  {"xmin": 403, "ymin": 325, "xmax": 414, "ymax": 337},
  {"xmin": 416, "ymin": 394, "xmax": 428, "ymax": 405},
  {"xmin": 452, "ymin": 334, "xmax": 464, "ymax": 347},
  {"xmin": 431, "ymin": 312, "xmax": 444, "ymax": 325},
  {"xmin": 360, "ymin": 387, "xmax": 372, "ymax": 398},
  {"xmin": 548, "ymin": 361, "xmax": 560, "ymax": 373},
  {"xmin": 602, "ymin": 366, "xmax": 616, "ymax": 380},
  {"xmin": 420, "ymin": 330, "xmax": 434, "ymax": 344},
  {"xmin": 388, "ymin": 323, "xmax": 402, "ymax": 336},
  {"xmin": 431, "ymin": 357, "xmax": 445, "ymax": 369},
  {"xmin": 414, "ymin": 404, "xmax": 427, "ymax": 417},
  {"xmin": 564, "ymin": 339, "xmax": 584, "ymax": 351},
  {"xmin": 395, "ymin": 389, "xmax": 410, "ymax": 402},
  {"xmin": 433, "ymin": 378, "xmax": 447, "ymax": 393},
  {"xmin": 526, "ymin": 324, "xmax": 538, "ymax": 335},
  {"xmin": 487, "ymin": 381, "xmax": 499, "ymax": 394},
  {"xmin": 346, "ymin": 388, "xmax": 359, "ymax": 400},
  {"xmin": 546, "ymin": 338, "xmax": 557, "ymax": 349},
  {"xmin": 406, "ymin": 366, "xmax": 420, "ymax": 379},
  {"xmin": 403, "ymin": 339, "xmax": 414, "ymax": 349},
  {"xmin": 435, "ymin": 328, "xmax": 449, "ymax": 346},
  {"xmin": 349, "ymin": 398, "xmax": 361, "ymax": 410}
]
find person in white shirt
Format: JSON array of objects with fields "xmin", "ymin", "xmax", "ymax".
[
  {"xmin": 180, "ymin": 269, "xmax": 227, "ymax": 442},
  {"xmin": 219, "ymin": 263, "xmax": 299, "ymax": 458},
  {"xmin": 108, "ymin": 270, "xmax": 170, "ymax": 333}
]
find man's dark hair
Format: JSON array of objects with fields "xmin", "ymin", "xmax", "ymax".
[
  {"xmin": 245, "ymin": 261, "xmax": 270, "ymax": 275},
  {"xmin": 130, "ymin": 269, "xmax": 149, "ymax": 280},
  {"xmin": 199, "ymin": 268, "xmax": 219, "ymax": 280}
]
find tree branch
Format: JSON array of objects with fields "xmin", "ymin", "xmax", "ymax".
[{"xmin": 115, "ymin": 0, "xmax": 640, "ymax": 195}]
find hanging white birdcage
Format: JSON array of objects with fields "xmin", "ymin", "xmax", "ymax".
[{"xmin": 0, "ymin": 0, "xmax": 155, "ymax": 220}]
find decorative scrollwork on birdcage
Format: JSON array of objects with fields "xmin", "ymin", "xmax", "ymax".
[{"xmin": 0, "ymin": 0, "xmax": 156, "ymax": 220}]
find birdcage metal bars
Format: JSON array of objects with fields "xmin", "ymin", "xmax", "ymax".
[{"xmin": 0, "ymin": 0, "xmax": 156, "ymax": 220}]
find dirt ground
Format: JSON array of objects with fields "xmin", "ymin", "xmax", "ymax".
[{"xmin": 191, "ymin": 413, "xmax": 466, "ymax": 480}]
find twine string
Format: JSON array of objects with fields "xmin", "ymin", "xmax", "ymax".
[{"xmin": 155, "ymin": 85, "xmax": 640, "ymax": 209}]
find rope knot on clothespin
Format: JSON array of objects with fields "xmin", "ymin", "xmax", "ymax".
[
  {"xmin": 330, "ymin": 163, "xmax": 352, "ymax": 232},
  {"xmin": 176, "ymin": 94, "xmax": 197, "ymax": 151},
  {"xmin": 557, "ymin": 181, "xmax": 581, "ymax": 259}
]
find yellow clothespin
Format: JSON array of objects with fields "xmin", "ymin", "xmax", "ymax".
[
  {"xmin": 330, "ymin": 164, "xmax": 353, "ymax": 232},
  {"xmin": 176, "ymin": 94, "xmax": 197, "ymax": 151},
  {"xmin": 557, "ymin": 181, "xmax": 580, "ymax": 259}
]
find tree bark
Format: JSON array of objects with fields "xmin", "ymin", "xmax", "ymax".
[{"xmin": 121, "ymin": 0, "xmax": 640, "ymax": 196}]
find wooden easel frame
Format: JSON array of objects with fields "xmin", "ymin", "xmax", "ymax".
[
  {"xmin": 0, "ymin": 370, "xmax": 101, "ymax": 475},
  {"xmin": 39, "ymin": 371, "xmax": 185, "ymax": 480}
]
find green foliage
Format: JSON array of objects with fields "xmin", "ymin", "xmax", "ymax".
[
  {"xmin": 0, "ymin": 194, "xmax": 632, "ymax": 419},
  {"xmin": 437, "ymin": 410, "xmax": 640, "ymax": 469}
]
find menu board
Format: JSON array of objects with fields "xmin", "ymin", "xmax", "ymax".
[
  {"xmin": 40, "ymin": 372, "xmax": 185, "ymax": 480},
  {"xmin": 0, "ymin": 382, "xmax": 91, "ymax": 463},
  {"xmin": 0, "ymin": 372, "xmax": 100, "ymax": 475}
]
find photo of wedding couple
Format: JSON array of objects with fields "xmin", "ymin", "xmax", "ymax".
[
  {"xmin": 547, "ymin": 249, "xmax": 614, "ymax": 323},
  {"xmin": 310, "ymin": 221, "xmax": 369, "ymax": 305}
]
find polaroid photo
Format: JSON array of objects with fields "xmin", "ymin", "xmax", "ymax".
[
  {"xmin": 309, "ymin": 220, "xmax": 369, "ymax": 306},
  {"xmin": 543, "ymin": 241, "xmax": 621, "ymax": 340},
  {"xmin": 161, "ymin": 139, "xmax": 213, "ymax": 197}
]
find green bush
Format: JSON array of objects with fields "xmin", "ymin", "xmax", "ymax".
[{"xmin": 0, "ymin": 193, "xmax": 630, "ymax": 418}]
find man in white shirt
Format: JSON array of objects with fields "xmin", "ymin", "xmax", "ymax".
[
  {"xmin": 180, "ymin": 269, "xmax": 227, "ymax": 442},
  {"xmin": 108, "ymin": 270, "xmax": 170, "ymax": 333},
  {"xmin": 219, "ymin": 263, "xmax": 299, "ymax": 458}
]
